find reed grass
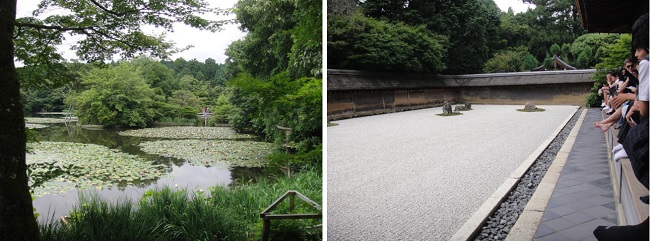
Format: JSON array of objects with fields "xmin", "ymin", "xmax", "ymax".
[{"xmin": 40, "ymin": 169, "xmax": 322, "ymax": 241}]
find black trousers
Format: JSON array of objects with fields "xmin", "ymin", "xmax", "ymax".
[{"xmin": 623, "ymin": 116, "xmax": 649, "ymax": 189}]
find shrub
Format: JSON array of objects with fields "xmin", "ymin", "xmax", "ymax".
[{"xmin": 585, "ymin": 92, "xmax": 600, "ymax": 107}]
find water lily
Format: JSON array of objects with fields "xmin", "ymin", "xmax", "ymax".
[
  {"xmin": 27, "ymin": 142, "xmax": 167, "ymax": 197},
  {"xmin": 139, "ymin": 139, "xmax": 273, "ymax": 168}
]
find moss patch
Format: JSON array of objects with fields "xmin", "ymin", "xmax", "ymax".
[
  {"xmin": 327, "ymin": 123, "xmax": 339, "ymax": 127},
  {"xmin": 435, "ymin": 112, "xmax": 463, "ymax": 116},
  {"xmin": 516, "ymin": 108, "xmax": 546, "ymax": 112}
]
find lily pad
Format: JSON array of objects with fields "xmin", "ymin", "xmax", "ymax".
[
  {"xmin": 27, "ymin": 142, "xmax": 168, "ymax": 197},
  {"xmin": 118, "ymin": 126, "xmax": 255, "ymax": 140},
  {"xmin": 139, "ymin": 139, "xmax": 274, "ymax": 168}
]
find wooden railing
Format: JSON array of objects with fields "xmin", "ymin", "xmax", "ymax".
[
  {"xmin": 604, "ymin": 111, "xmax": 648, "ymax": 225},
  {"xmin": 260, "ymin": 190, "xmax": 322, "ymax": 241}
]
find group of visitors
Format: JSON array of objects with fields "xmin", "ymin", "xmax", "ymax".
[{"xmin": 592, "ymin": 13, "xmax": 649, "ymax": 241}]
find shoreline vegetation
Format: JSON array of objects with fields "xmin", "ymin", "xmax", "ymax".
[
  {"xmin": 39, "ymin": 169, "xmax": 322, "ymax": 241},
  {"xmin": 28, "ymin": 125, "xmax": 322, "ymax": 240}
]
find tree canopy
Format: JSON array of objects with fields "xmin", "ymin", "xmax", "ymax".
[
  {"xmin": 328, "ymin": 13, "xmax": 447, "ymax": 73},
  {"xmin": 225, "ymin": 0, "xmax": 322, "ymax": 158},
  {"xmin": 2, "ymin": 0, "xmax": 231, "ymax": 239},
  {"xmin": 327, "ymin": 0, "xmax": 589, "ymax": 74}
]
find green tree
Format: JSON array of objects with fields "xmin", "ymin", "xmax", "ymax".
[
  {"xmin": 169, "ymin": 90, "xmax": 201, "ymax": 109},
  {"xmin": 230, "ymin": 72, "xmax": 321, "ymax": 150},
  {"xmin": 561, "ymin": 43, "xmax": 571, "ymax": 61},
  {"xmin": 211, "ymin": 87, "xmax": 235, "ymax": 124},
  {"xmin": 226, "ymin": 0, "xmax": 297, "ymax": 78},
  {"xmin": 570, "ymin": 33, "xmax": 619, "ymax": 68},
  {"xmin": 520, "ymin": 0, "xmax": 585, "ymax": 59},
  {"xmin": 550, "ymin": 43, "xmax": 561, "ymax": 55},
  {"xmin": 328, "ymin": 13, "xmax": 447, "ymax": 73},
  {"xmin": 587, "ymin": 34, "xmax": 633, "ymax": 106},
  {"xmin": 498, "ymin": 8, "xmax": 532, "ymax": 49},
  {"xmin": 595, "ymin": 34, "xmax": 633, "ymax": 69},
  {"xmin": 543, "ymin": 55, "xmax": 555, "ymax": 70},
  {"xmin": 21, "ymin": 86, "xmax": 68, "ymax": 114},
  {"xmin": 483, "ymin": 46, "xmax": 529, "ymax": 73},
  {"xmin": 71, "ymin": 63, "xmax": 157, "ymax": 128},
  {"xmin": 179, "ymin": 74, "xmax": 205, "ymax": 93},
  {"xmin": 224, "ymin": 0, "xmax": 322, "ymax": 156},
  {"xmin": 327, "ymin": 0, "xmax": 358, "ymax": 15},
  {"xmin": 2, "ymin": 1, "xmax": 226, "ymax": 238},
  {"xmin": 360, "ymin": 0, "xmax": 501, "ymax": 74},
  {"xmin": 522, "ymin": 53, "xmax": 540, "ymax": 71},
  {"xmin": 131, "ymin": 57, "xmax": 179, "ymax": 97}
]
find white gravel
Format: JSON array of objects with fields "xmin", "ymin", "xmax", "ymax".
[{"xmin": 327, "ymin": 105, "xmax": 579, "ymax": 240}]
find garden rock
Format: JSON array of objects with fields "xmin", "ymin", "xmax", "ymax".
[
  {"xmin": 524, "ymin": 102, "xmax": 537, "ymax": 111},
  {"xmin": 442, "ymin": 101, "xmax": 453, "ymax": 114}
]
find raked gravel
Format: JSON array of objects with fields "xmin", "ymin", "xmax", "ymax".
[{"xmin": 327, "ymin": 105, "xmax": 579, "ymax": 240}]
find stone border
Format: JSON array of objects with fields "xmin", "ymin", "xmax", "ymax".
[
  {"xmin": 504, "ymin": 109, "xmax": 587, "ymax": 240},
  {"xmin": 450, "ymin": 107, "xmax": 581, "ymax": 241}
]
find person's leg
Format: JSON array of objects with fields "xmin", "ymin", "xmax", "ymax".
[
  {"xmin": 596, "ymin": 122, "xmax": 614, "ymax": 132},
  {"xmin": 595, "ymin": 108, "xmax": 623, "ymax": 128}
]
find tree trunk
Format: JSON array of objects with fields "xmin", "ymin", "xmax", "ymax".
[{"xmin": 0, "ymin": 0, "xmax": 42, "ymax": 240}]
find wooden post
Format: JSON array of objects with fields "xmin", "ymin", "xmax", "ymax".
[
  {"xmin": 262, "ymin": 218, "xmax": 270, "ymax": 241},
  {"xmin": 289, "ymin": 192, "xmax": 295, "ymax": 213},
  {"xmin": 260, "ymin": 190, "xmax": 321, "ymax": 240}
]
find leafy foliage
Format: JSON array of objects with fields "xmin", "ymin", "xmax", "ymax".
[
  {"xmin": 570, "ymin": 34, "xmax": 619, "ymax": 68},
  {"xmin": 15, "ymin": 0, "xmax": 228, "ymax": 66},
  {"xmin": 139, "ymin": 139, "xmax": 274, "ymax": 168},
  {"xmin": 119, "ymin": 127, "xmax": 254, "ymax": 140},
  {"xmin": 328, "ymin": 13, "xmax": 447, "ymax": 73},
  {"xmin": 224, "ymin": 0, "xmax": 322, "ymax": 171},
  {"xmin": 483, "ymin": 46, "xmax": 530, "ymax": 73},
  {"xmin": 70, "ymin": 63, "xmax": 157, "ymax": 128},
  {"xmin": 595, "ymin": 34, "xmax": 633, "ymax": 70},
  {"xmin": 357, "ymin": 0, "xmax": 500, "ymax": 74},
  {"xmin": 40, "ymin": 169, "xmax": 322, "ymax": 240},
  {"xmin": 27, "ymin": 142, "xmax": 168, "ymax": 197},
  {"xmin": 550, "ymin": 43, "xmax": 561, "ymax": 55},
  {"xmin": 226, "ymin": 0, "xmax": 321, "ymax": 79},
  {"xmin": 229, "ymin": 72, "xmax": 322, "ymax": 151},
  {"xmin": 522, "ymin": 53, "xmax": 540, "ymax": 71},
  {"xmin": 518, "ymin": 0, "xmax": 585, "ymax": 60},
  {"xmin": 586, "ymin": 34, "xmax": 633, "ymax": 107}
]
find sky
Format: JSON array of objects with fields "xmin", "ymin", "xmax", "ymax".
[
  {"xmin": 16, "ymin": 0, "xmax": 245, "ymax": 64},
  {"xmin": 493, "ymin": 0, "xmax": 534, "ymax": 13},
  {"xmin": 16, "ymin": 0, "xmax": 532, "ymax": 65}
]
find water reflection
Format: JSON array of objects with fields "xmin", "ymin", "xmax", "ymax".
[{"xmin": 30, "ymin": 123, "xmax": 264, "ymax": 222}]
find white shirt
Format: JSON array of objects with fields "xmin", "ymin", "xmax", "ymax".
[{"xmin": 638, "ymin": 58, "xmax": 648, "ymax": 101}]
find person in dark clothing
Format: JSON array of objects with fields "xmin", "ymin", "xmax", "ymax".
[{"xmin": 593, "ymin": 13, "xmax": 649, "ymax": 241}]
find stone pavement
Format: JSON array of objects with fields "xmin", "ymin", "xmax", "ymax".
[{"xmin": 534, "ymin": 108, "xmax": 618, "ymax": 241}]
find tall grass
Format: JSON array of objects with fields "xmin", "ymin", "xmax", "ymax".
[{"xmin": 40, "ymin": 169, "xmax": 322, "ymax": 241}]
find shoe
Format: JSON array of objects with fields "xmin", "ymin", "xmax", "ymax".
[
  {"xmin": 614, "ymin": 149, "xmax": 628, "ymax": 161},
  {"xmin": 601, "ymin": 102, "xmax": 606, "ymax": 107},
  {"xmin": 606, "ymin": 110, "xmax": 615, "ymax": 115},
  {"xmin": 612, "ymin": 144, "xmax": 624, "ymax": 154},
  {"xmin": 603, "ymin": 106, "xmax": 611, "ymax": 111}
]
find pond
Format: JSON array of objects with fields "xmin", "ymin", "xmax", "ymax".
[{"xmin": 28, "ymin": 120, "xmax": 274, "ymax": 223}]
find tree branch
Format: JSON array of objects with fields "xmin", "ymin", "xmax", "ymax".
[
  {"xmin": 15, "ymin": 22, "xmax": 95, "ymax": 31},
  {"xmin": 87, "ymin": 0, "xmax": 127, "ymax": 17},
  {"xmin": 88, "ymin": 27, "xmax": 139, "ymax": 50}
]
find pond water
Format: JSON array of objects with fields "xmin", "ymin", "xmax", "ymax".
[{"xmin": 30, "ymin": 123, "xmax": 267, "ymax": 223}]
